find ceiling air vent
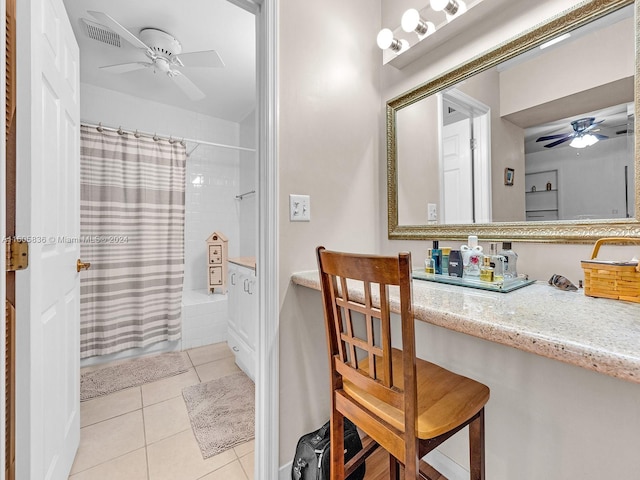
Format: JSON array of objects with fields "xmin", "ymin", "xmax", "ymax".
[{"xmin": 80, "ymin": 18, "xmax": 121, "ymax": 47}]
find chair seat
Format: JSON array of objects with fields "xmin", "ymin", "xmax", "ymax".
[{"xmin": 343, "ymin": 348, "xmax": 489, "ymax": 439}]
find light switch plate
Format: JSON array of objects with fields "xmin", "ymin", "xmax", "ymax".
[{"xmin": 289, "ymin": 194, "xmax": 310, "ymax": 221}]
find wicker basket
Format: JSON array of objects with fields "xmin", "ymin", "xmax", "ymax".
[{"xmin": 581, "ymin": 237, "xmax": 640, "ymax": 303}]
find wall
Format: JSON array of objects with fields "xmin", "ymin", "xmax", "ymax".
[
  {"xmin": 499, "ymin": 14, "xmax": 634, "ymax": 118},
  {"xmin": 277, "ymin": 0, "xmax": 381, "ymax": 466},
  {"xmin": 397, "ymin": 94, "xmax": 440, "ymax": 225},
  {"xmin": 239, "ymin": 109, "xmax": 257, "ymax": 258}
]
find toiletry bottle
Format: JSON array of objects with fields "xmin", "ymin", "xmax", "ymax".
[
  {"xmin": 432, "ymin": 241, "xmax": 442, "ymax": 274},
  {"xmin": 441, "ymin": 247, "xmax": 451, "ymax": 275},
  {"xmin": 462, "ymin": 235, "xmax": 483, "ymax": 277},
  {"xmin": 448, "ymin": 250, "xmax": 463, "ymax": 277},
  {"xmin": 489, "ymin": 243, "xmax": 505, "ymax": 282},
  {"xmin": 480, "ymin": 256, "xmax": 494, "ymax": 282},
  {"xmin": 425, "ymin": 249, "xmax": 435, "ymax": 274},
  {"xmin": 499, "ymin": 242, "xmax": 518, "ymax": 279}
]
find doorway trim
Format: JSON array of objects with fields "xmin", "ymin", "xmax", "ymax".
[
  {"xmin": 255, "ymin": 0, "xmax": 279, "ymax": 477},
  {"xmin": 1, "ymin": 0, "xmax": 7, "ymax": 475}
]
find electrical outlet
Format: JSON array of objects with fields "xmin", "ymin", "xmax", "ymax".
[
  {"xmin": 290, "ymin": 194, "xmax": 311, "ymax": 222},
  {"xmin": 428, "ymin": 203, "xmax": 437, "ymax": 222}
]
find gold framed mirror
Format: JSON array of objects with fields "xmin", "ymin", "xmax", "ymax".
[{"xmin": 387, "ymin": 0, "xmax": 639, "ymax": 242}]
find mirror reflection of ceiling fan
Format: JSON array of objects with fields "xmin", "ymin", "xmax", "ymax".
[
  {"xmin": 87, "ymin": 11, "xmax": 225, "ymax": 101},
  {"xmin": 535, "ymin": 117, "xmax": 608, "ymax": 149}
]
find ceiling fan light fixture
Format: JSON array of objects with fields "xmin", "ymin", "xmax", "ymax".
[{"xmin": 570, "ymin": 133, "xmax": 599, "ymax": 149}]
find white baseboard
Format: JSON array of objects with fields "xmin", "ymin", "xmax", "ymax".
[
  {"xmin": 279, "ymin": 461, "xmax": 292, "ymax": 480},
  {"xmin": 424, "ymin": 449, "xmax": 468, "ymax": 480},
  {"xmin": 278, "ymin": 449, "xmax": 467, "ymax": 480}
]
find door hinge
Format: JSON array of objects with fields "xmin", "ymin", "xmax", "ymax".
[
  {"xmin": 470, "ymin": 138, "xmax": 478, "ymax": 150},
  {"xmin": 5, "ymin": 239, "xmax": 28, "ymax": 271}
]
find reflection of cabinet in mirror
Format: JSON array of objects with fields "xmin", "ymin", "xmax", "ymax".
[{"xmin": 525, "ymin": 170, "xmax": 558, "ymax": 221}]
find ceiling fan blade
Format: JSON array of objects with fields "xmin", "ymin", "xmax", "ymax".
[
  {"xmin": 536, "ymin": 133, "xmax": 570, "ymax": 142},
  {"xmin": 99, "ymin": 62, "xmax": 151, "ymax": 74},
  {"xmin": 544, "ymin": 137, "xmax": 572, "ymax": 148},
  {"xmin": 88, "ymin": 11, "xmax": 152, "ymax": 52},
  {"xmin": 582, "ymin": 120, "xmax": 605, "ymax": 133},
  {"xmin": 171, "ymin": 71, "xmax": 206, "ymax": 101},
  {"xmin": 176, "ymin": 50, "xmax": 225, "ymax": 68},
  {"xmin": 592, "ymin": 134, "xmax": 609, "ymax": 140}
]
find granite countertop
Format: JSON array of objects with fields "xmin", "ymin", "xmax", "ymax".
[
  {"xmin": 291, "ymin": 270, "xmax": 640, "ymax": 384},
  {"xmin": 229, "ymin": 256, "xmax": 256, "ymax": 270}
]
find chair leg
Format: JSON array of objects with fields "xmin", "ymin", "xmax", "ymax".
[
  {"xmin": 469, "ymin": 408, "xmax": 485, "ymax": 480},
  {"xmin": 330, "ymin": 410, "xmax": 345, "ymax": 480},
  {"xmin": 389, "ymin": 453, "xmax": 400, "ymax": 480}
]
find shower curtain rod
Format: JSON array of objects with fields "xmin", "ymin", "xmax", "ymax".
[{"xmin": 81, "ymin": 121, "xmax": 257, "ymax": 155}]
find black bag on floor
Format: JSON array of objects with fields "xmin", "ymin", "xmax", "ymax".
[{"xmin": 291, "ymin": 418, "xmax": 365, "ymax": 480}]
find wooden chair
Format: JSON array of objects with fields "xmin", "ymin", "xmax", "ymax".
[{"xmin": 316, "ymin": 247, "xmax": 490, "ymax": 479}]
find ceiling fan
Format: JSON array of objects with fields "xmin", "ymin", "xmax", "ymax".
[
  {"xmin": 535, "ymin": 117, "xmax": 608, "ymax": 149},
  {"xmin": 88, "ymin": 11, "xmax": 225, "ymax": 101}
]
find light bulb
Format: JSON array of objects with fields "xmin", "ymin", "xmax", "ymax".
[
  {"xmin": 401, "ymin": 9, "xmax": 435, "ymax": 37},
  {"xmin": 445, "ymin": 1, "xmax": 466, "ymax": 21},
  {"xmin": 430, "ymin": 0, "xmax": 451, "ymax": 11},
  {"xmin": 376, "ymin": 28, "xmax": 394, "ymax": 49},
  {"xmin": 376, "ymin": 28, "xmax": 408, "ymax": 53},
  {"xmin": 584, "ymin": 134, "xmax": 599, "ymax": 147},
  {"xmin": 570, "ymin": 136, "xmax": 587, "ymax": 148}
]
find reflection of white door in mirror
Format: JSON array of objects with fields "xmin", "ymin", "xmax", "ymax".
[
  {"xmin": 439, "ymin": 89, "xmax": 492, "ymax": 224},
  {"xmin": 442, "ymin": 118, "xmax": 472, "ymax": 223}
]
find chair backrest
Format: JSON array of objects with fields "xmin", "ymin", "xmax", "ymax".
[{"xmin": 316, "ymin": 246, "xmax": 418, "ymax": 433}]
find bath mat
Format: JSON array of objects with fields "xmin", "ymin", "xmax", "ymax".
[
  {"xmin": 182, "ymin": 372, "xmax": 255, "ymax": 459},
  {"xmin": 81, "ymin": 351, "xmax": 192, "ymax": 401}
]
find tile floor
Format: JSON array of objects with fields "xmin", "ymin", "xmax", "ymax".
[{"xmin": 69, "ymin": 342, "xmax": 254, "ymax": 480}]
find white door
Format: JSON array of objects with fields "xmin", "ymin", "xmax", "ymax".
[
  {"xmin": 15, "ymin": 0, "xmax": 81, "ymax": 479},
  {"xmin": 442, "ymin": 119, "xmax": 473, "ymax": 224}
]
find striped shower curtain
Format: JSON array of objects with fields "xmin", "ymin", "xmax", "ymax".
[{"xmin": 79, "ymin": 125, "xmax": 186, "ymax": 358}]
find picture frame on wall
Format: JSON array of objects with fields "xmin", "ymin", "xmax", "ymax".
[{"xmin": 504, "ymin": 167, "xmax": 514, "ymax": 186}]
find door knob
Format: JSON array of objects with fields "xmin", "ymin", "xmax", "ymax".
[{"xmin": 77, "ymin": 259, "xmax": 91, "ymax": 272}]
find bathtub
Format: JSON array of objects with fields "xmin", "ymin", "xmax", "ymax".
[{"xmin": 181, "ymin": 289, "xmax": 229, "ymax": 350}]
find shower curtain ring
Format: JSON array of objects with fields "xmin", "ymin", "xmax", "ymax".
[
  {"xmin": 96, "ymin": 122, "xmax": 104, "ymax": 133},
  {"xmin": 134, "ymin": 129, "xmax": 141, "ymax": 138},
  {"xmin": 180, "ymin": 138, "xmax": 186, "ymax": 147},
  {"xmin": 117, "ymin": 126, "xmax": 125, "ymax": 136},
  {"xmin": 169, "ymin": 136, "xmax": 175, "ymax": 144},
  {"xmin": 153, "ymin": 133, "xmax": 159, "ymax": 142}
]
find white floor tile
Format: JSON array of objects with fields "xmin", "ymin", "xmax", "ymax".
[
  {"xmin": 80, "ymin": 387, "xmax": 142, "ymax": 427},
  {"xmin": 144, "ymin": 395, "xmax": 192, "ymax": 444},
  {"xmin": 70, "ymin": 410, "xmax": 145, "ymax": 475},
  {"xmin": 68, "ymin": 448, "xmax": 147, "ymax": 480},
  {"xmin": 147, "ymin": 429, "xmax": 236, "ymax": 480}
]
